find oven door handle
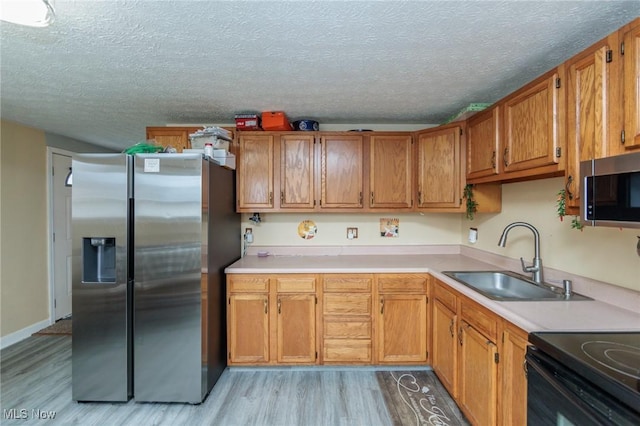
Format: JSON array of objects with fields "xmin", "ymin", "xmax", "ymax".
[{"xmin": 525, "ymin": 353, "xmax": 613, "ymax": 425}]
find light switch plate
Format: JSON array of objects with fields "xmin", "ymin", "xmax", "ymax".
[{"xmin": 347, "ymin": 227, "xmax": 358, "ymax": 239}]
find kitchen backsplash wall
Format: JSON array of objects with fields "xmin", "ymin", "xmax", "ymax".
[
  {"xmin": 464, "ymin": 177, "xmax": 639, "ymax": 292},
  {"xmin": 241, "ymin": 212, "xmax": 463, "ymax": 247},
  {"xmin": 241, "ymin": 176, "xmax": 639, "ymax": 293}
]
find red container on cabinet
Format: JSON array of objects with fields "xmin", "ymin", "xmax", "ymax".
[
  {"xmin": 235, "ymin": 114, "xmax": 261, "ymax": 131},
  {"xmin": 261, "ymin": 111, "xmax": 293, "ymax": 131}
]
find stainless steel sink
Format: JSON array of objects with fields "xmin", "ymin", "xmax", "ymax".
[{"xmin": 442, "ymin": 270, "xmax": 591, "ymax": 301}]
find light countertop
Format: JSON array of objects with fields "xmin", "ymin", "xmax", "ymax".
[{"xmin": 226, "ymin": 250, "xmax": 640, "ymax": 334}]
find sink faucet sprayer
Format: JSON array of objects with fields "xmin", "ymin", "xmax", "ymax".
[{"xmin": 497, "ymin": 222, "xmax": 543, "ymax": 284}]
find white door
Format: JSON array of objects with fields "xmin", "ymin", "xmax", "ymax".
[{"xmin": 52, "ymin": 153, "xmax": 72, "ymax": 319}]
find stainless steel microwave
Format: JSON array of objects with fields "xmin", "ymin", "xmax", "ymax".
[{"xmin": 580, "ymin": 152, "xmax": 640, "ymax": 229}]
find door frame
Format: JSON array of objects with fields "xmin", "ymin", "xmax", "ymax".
[{"xmin": 47, "ymin": 147, "xmax": 74, "ymax": 324}]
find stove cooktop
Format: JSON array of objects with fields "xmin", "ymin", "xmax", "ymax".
[{"xmin": 529, "ymin": 332, "xmax": 640, "ymax": 408}]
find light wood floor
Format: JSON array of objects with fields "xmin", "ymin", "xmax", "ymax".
[{"xmin": 1, "ymin": 336, "xmax": 404, "ymax": 425}]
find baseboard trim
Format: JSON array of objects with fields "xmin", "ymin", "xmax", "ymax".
[{"xmin": 0, "ymin": 319, "xmax": 51, "ymax": 350}]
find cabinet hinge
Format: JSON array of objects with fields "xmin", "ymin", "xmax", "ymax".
[
  {"xmin": 606, "ymin": 49, "xmax": 613, "ymax": 63},
  {"xmin": 459, "ymin": 128, "xmax": 463, "ymax": 136},
  {"xmin": 495, "ymin": 353, "xmax": 500, "ymax": 364},
  {"xmin": 555, "ymin": 77, "xmax": 561, "ymax": 89},
  {"xmin": 315, "ymin": 296, "xmax": 318, "ymax": 304},
  {"xmin": 555, "ymin": 147, "xmax": 562, "ymax": 158},
  {"xmin": 621, "ymin": 130, "xmax": 626, "ymax": 145},
  {"xmin": 502, "ymin": 331, "xmax": 505, "ymax": 343},
  {"xmin": 228, "ymin": 297, "xmax": 231, "ymax": 305},
  {"xmin": 315, "ymin": 351, "xmax": 318, "ymax": 360},
  {"xmin": 621, "ymin": 41, "xmax": 625, "ymax": 56},
  {"xmin": 426, "ymin": 350, "xmax": 429, "ymax": 358}
]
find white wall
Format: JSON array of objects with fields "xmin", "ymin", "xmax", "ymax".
[
  {"xmin": 242, "ymin": 212, "xmax": 462, "ymax": 247},
  {"xmin": 464, "ymin": 177, "xmax": 640, "ymax": 292},
  {"xmin": 241, "ymin": 176, "xmax": 640, "ymax": 293}
]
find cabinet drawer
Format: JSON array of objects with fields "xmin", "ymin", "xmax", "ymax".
[
  {"xmin": 323, "ymin": 339, "xmax": 372, "ymax": 363},
  {"xmin": 228, "ymin": 275, "xmax": 269, "ymax": 292},
  {"xmin": 461, "ymin": 301, "xmax": 497, "ymax": 341},
  {"xmin": 323, "ymin": 275, "xmax": 372, "ymax": 293},
  {"xmin": 378, "ymin": 274, "xmax": 428, "ymax": 293},
  {"xmin": 434, "ymin": 280, "xmax": 457, "ymax": 312},
  {"xmin": 275, "ymin": 276, "xmax": 316, "ymax": 292},
  {"xmin": 323, "ymin": 319, "xmax": 371, "ymax": 339},
  {"xmin": 323, "ymin": 294, "xmax": 372, "ymax": 315}
]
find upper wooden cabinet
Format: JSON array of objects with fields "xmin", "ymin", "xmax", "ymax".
[
  {"xmin": 146, "ymin": 127, "xmax": 201, "ymax": 152},
  {"xmin": 466, "ymin": 107, "xmax": 500, "ymax": 180},
  {"xmin": 280, "ymin": 134, "xmax": 315, "ymax": 209},
  {"xmin": 237, "ymin": 133, "xmax": 275, "ymax": 210},
  {"xmin": 622, "ymin": 19, "xmax": 640, "ymax": 152},
  {"xmin": 319, "ymin": 134, "xmax": 365, "ymax": 209},
  {"xmin": 501, "ymin": 67, "xmax": 565, "ymax": 175},
  {"xmin": 416, "ymin": 123, "xmax": 464, "ymax": 210},
  {"xmin": 369, "ymin": 134, "xmax": 413, "ymax": 209},
  {"xmin": 565, "ymin": 33, "xmax": 620, "ymax": 212}
]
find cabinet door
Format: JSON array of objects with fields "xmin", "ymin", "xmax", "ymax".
[
  {"xmin": 280, "ymin": 134, "xmax": 315, "ymax": 209},
  {"xmin": 459, "ymin": 322, "xmax": 498, "ymax": 426},
  {"xmin": 377, "ymin": 294, "xmax": 428, "ymax": 363},
  {"xmin": 467, "ymin": 107, "xmax": 500, "ymax": 180},
  {"xmin": 502, "ymin": 70, "xmax": 563, "ymax": 173},
  {"xmin": 566, "ymin": 38, "xmax": 617, "ymax": 210},
  {"xmin": 146, "ymin": 127, "xmax": 199, "ymax": 153},
  {"xmin": 238, "ymin": 134, "xmax": 274, "ymax": 210},
  {"xmin": 432, "ymin": 300, "xmax": 457, "ymax": 398},
  {"xmin": 320, "ymin": 135, "xmax": 364, "ymax": 208},
  {"xmin": 369, "ymin": 134, "xmax": 413, "ymax": 209},
  {"xmin": 228, "ymin": 294, "xmax": 269, "ymax": 364},
  {"xmin": 500, "ymin": 325, "xmax": 529, "ymax": 426},
  {"xmin": 276, "ymin": 294, "xmax": 316, "ymax": 363},
  {"xmin": 416, "ymin": 125, "xmax": 462, "ymax": 208},
  {"xmin": 623, "ymin": 20, "xmax": 640, "ymax": 151}
]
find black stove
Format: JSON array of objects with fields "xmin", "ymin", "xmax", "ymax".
[{"xmin": 529, "ymin": 332, "xmax": 640, "ymax": 412}]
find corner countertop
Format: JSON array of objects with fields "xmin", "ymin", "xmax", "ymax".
[{"xmin": 225, "ymin": 252, "xmax": 640, "ymax": 334}]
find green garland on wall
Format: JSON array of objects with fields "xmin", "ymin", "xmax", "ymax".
[
  {"xmin": 556, "ymin": 189, "xmax": 583, "ymax": 230},
  {"xmin": 463, "ymin": 184, "xmax": 478, "ymax": 220}
]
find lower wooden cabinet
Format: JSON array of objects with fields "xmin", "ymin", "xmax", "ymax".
[
  {"xmin": 227, "ymin": 275, "xmax": 270, "ymax": 364},
  {"xmin": 376, "ymin": 274, "xmax": 429, "ymax": 364},
  {"xmin": 500, "ymin": 323, "xmax": 529, "ymax": 425},
  {"xmin": 228, "ymin": 270, "xmax": 529, "ymax": 425},
  {"xmin": 459, "ymin": 320, "xmax": 498, "ymax": 426},
  {"xmin": 432, "ymin": 278, "xmax": 527, "ymax": 426},
  {"xmin": 227, "ymin": 274, "xmax": 317, "ymax": 365},
  {"xmin": 322, "ymin": 274, "xmax": 373, "ymax": 364},
  {"xmin": 432, "ymin": 299, "xmax": 458, "ymax": 397},
  {"xmin": 276, "ymin": 293, "xmax": 316, "ymax": 363}
]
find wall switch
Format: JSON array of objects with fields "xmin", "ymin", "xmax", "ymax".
[{"xmin": 347, "ymin": 227, "xmax": 358, "ymax": 239}]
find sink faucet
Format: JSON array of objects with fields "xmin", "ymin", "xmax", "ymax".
[{"xmin": 497, "ymin": 222, "xmax": 543, "ymax": 283}]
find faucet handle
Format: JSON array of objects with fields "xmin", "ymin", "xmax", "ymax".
[{"xmin": 520, "ymin": 257, "xmax": 538, "ymax": 273}]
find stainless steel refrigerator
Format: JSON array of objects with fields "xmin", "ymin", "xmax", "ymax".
[{"xmin": 71, "ymin": 153, "xmax": 240, "ymax": 403}]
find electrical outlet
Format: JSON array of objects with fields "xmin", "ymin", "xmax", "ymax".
[
  {"xmin": 347, "ymin": 227, "xmax": 358, "ymax": 239},
  {"xmin": 245, "ymin": 228, "xmax": 253, "ymax": 243}
]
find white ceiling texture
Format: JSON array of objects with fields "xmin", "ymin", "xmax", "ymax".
[{"xmin": 1, "ymin": 1, "xmax": 639, "ymax": 151}]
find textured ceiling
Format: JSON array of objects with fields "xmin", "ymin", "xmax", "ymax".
[{"xmin": 1, "ymin": 1, "xmax": 639, "ymax": 151}]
